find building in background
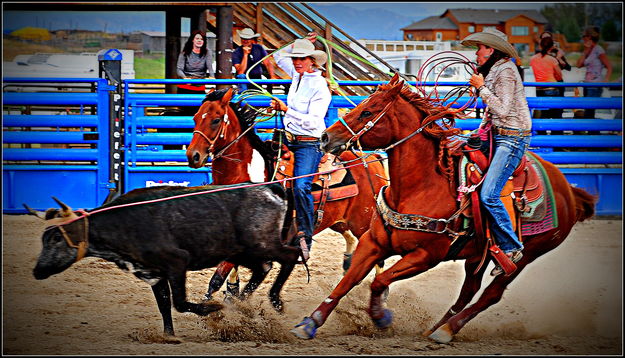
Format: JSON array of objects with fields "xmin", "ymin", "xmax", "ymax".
[{"xmin": 401, "ymin": 8, "xmax": 548, "ymax": 56}]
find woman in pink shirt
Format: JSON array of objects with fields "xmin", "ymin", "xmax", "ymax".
[
  {"xmin": 530, "ymin": 36, "xmax": 563, "ymax": 118},
  {"xmin": 576, "ymin": 26, "xmax": 613, "ymax": 119}
]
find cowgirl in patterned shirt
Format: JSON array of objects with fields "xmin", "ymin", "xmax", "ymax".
[{"xmin": 461, "ymin": 28, "xmax": 531, "ymax": 276}]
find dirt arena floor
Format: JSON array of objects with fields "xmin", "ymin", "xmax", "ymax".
[{"xmin": 2, "ymin": 214, "xmax": 622, "ymax": 355}]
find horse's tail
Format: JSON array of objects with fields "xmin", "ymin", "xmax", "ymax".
[{"xmin": 571, "ymin": 186, "xmax": 597, "ymax": 222}]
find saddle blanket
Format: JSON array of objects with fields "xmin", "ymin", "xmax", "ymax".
[{"xmin": 519, "ymin": 152, "xmax": 558, "ymax": 236}]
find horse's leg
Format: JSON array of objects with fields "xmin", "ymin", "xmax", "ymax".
[
  {"xmin": 423, "ymin": 259, "xmax": 487, "ymax": 337},
  {"xmin": 367, "ymin": 248, "xmax": 434, "ymax": 328},
  {"xmin": 205, "ymin": 261, "xmax": 236, "ymax": 300},
  {"xmin": 337, "ymin": 227, "xmax": 385, "ymax": 278},
  {"xmin": 339, "ymin": 228, "xmax": 358, "ymax": 274},
  {"xmin": 225, "ymin": 267, "xmax": 240, "ymax": 302},
  {"xmin": 428, "ymin": 259, "xmax": 530, "ymax": 343},
  {"xmin": 291, "ymin": 231, "xmax": 387, "ymax": 339}
]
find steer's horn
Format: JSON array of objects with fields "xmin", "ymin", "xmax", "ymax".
[
  {"xmin": 22, "ymin": 204, "xmax": 44, "ymax": 220},
  {"xmin": 51, "ymin": 196, "xmax": 73, "ymax": 216}
]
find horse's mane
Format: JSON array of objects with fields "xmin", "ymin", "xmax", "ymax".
[{"xmin": 380, "ymin": 82, "xmax": 464, "ymax": 181}]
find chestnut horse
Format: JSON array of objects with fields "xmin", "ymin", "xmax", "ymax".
[
  {"xmin": 290, "ymin": 73, "xmax": 596, "ymax": 342},
  {"xmin": 186, "ymin": 88, "xmax": 388, "ymax": 304}
]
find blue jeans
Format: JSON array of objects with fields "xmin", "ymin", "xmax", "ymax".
[
  {"xmin": 480, "ymin": 133, "xmax": 531, "ymax": 253},
  {"xmin": 236, "ymin": 74, "xmax": 249, "ymax": 92},
  {"xmin": 289, "ymin": 140, "xmax": 323, "ymax": 248},
  {"xmin": 535, "ymin": 88, "xmax": 562, "ymax": 119},
  {"xmin": 583, "ymin": 86, "xmax": 603, "ymax": 119}
]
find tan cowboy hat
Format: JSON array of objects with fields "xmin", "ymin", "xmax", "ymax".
[
  {"xmin": 461, "ymin": 28, "xmax": 519, "ymax": 60},
  {"xmin": 282, "ymin": 38, "xmax": 327, "ymax": 67},
  {"xmin": 238, "ymin": 28, "xmax": 260, "ymax": 39}
]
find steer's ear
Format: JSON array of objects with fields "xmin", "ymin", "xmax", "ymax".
[{"xmin": 52, "ymin": 196, "xmax": 73, "ymax": 217}]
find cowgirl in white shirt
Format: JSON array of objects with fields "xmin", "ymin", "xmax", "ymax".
[{"xmin": 271, "ymin": 33, "xmax": 331, "ymax": 261}]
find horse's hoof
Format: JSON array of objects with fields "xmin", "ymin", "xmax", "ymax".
[
  {"xmin": 372, "ymin": 308, "xmax": 393, "ymax": 329},
  {"xmin": 421, "ymin": 329, "xmax": 433, "ymax": 337},
  {"xmin": 342, "ymin": 253, "xmax": 353, "ymax": 274},
  {"xmin": 428, "ymin": 323, "xmax": 453, "ymax": 343},
  {"xmin": 290, "ymin": 317, "xmax": 317, "ymax": 339}
]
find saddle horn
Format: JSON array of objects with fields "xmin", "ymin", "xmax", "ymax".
[{"xmin": 22, "ymin": 203, "xmax": 44, "ymax": 220}]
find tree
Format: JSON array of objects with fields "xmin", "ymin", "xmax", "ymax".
[
  {"xmin": 561, "ymin": 17, "xmax": 582, "ymax": 43},
  {"xmin": 541, "ymin": 3, "xmax": 622, "ymax": 42},
  {"xmin": 601, "ymin": 19, "xmax": 619, "ymax": 41}
]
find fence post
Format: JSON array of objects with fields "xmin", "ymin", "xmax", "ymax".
[{"xmin": 98, "ymin": 49, "xmax": 124, "ymax": 204}]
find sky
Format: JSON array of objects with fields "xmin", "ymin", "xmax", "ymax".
[{"xmin": 2, "ymin": 2, "xmax": 550, "ymax": 34}]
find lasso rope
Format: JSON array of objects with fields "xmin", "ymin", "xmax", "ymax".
[
  {"xmin": 48, "ymin": 155, "xmax": 387, "ymax": 224},
  {"xmin": 234, "ymin": 34, "xmax": 482, "ymax": 178}
]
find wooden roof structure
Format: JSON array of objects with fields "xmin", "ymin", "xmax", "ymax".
[{"xmin": 4, "ymin": 2, "xmax": 395, "ymax": 95}]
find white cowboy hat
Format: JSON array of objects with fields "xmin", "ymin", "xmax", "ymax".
[
  {"xmin": 238, "ymin": 28, "xmax": 260, "ymax": 39},
  {"xmin": 461, "ymin": 28, "xmax": 519, "ymax": 60},
  {"xmin": 282, "ymin": 38, "xmax": 327, "ymax": 67}
]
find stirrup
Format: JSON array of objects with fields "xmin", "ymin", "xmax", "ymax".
[
  {"xmin": 298, "ymin": 235, "xmax": 310, "ymax": 263},
  {"xmin": 490, "ymin": 250, "xmax": 523, "ymax": 277}
]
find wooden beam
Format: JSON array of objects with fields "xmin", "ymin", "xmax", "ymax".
[
  {"xmin": 165, "ymin": 11, "xmax": 181, "ymax": 94},
  {"xmin": 256, "ymin": 3, "xmax": 264, "ymax": 45},
  {"xmin": 216, "ymin": 5, "xmax": 233, "ymax": 89}
]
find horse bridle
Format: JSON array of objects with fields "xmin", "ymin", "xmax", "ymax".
[
  {"xmin": 192, "ymin": 110, "xmax": 231, "ymax": 154},
  {"xmin": 337, "ymin": 94, "xmax": 438, "ymax": 153},
  {"xmin": 337, "ymin": 91, "xmax": 467, "ymax": 237},
  {"xmin": 337, "ymin": 97, "xmax": 394, "ymax": 150}
]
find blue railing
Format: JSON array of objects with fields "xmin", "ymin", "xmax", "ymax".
[
  {"xmin": 3, "ymin": 77, "xmax": 622, "ymax": 215},
  {"xmin": 3, "ymin": 77, "xmax": 113, "ymax": 212}
]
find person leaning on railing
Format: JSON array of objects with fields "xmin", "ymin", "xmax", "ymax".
[
  {"xmin": 176, "ymin": 29, "xmax": 215, "ymax": 96},
  {"xmin": 530, "ymin": 36, "xmax": 564, "ymax": 119},
  {"xmin": 576, "ymin": 26, "xmax": 613, "ymax": 119}
]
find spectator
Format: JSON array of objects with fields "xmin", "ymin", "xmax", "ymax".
[
  {"xmin": 576, "ymin": 26, "xmax": 613, "ymax": 119},
  {"xmin": 530, "ymin": 36, "xmax": 564, "ymax": 119},
  {"xmin": 537, "ymin": 31, "xmax": 572, "ymax": 71},
  {"xmin": 176, "ymin": 30, "xmax": 215, "ymax": 96},
  {"xmin": 232, "ymin": 28, "xmax": 277, "ymax": 92}
]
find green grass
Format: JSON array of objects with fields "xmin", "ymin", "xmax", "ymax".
[{"xmin": 134, "ymin": 56, "xmax": 165, "ymax": 79}]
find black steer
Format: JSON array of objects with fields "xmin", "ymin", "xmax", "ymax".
[{"xmin": 31, "ymin": 182, "xmax": 300, "ymax": 337}]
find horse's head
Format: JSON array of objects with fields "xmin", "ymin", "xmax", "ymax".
[
  {"xmin": 186, "ymin": 88, "xmax": 235, "ymax": 168},
  {"xmin": 321, "ymin": 73, "xmax": 404, "ymax": 155}
]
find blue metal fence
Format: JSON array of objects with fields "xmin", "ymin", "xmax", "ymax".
[
  {"xmin": 3, "ymin": 77, "xmax": 113, "ymax": 213},
  {"xmin": 3, "ymin": 77, "xmax": 622, "ymax": 215}
]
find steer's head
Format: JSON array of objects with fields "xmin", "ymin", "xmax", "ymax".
[{"xmin": 31, "ymin": 197, "xmax": 87, "ymax": 280}]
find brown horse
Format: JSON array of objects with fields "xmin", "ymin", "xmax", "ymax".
[
  {"xmin": 186, "ymin": 88, "xmax": 388, "ymax": 305},
  {"xmin": 290, "ymin": 73, "xmax": 596, "ymax": 342}
]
